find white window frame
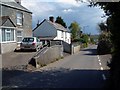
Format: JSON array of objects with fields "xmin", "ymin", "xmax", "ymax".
[
  {"xmin": 16, "ymin": 12, "xmax": 23, "ymax": 26},
  {"xmin": 17, "ymin": 30, "xmax": 23, "ymax": 43},
  {"xmin": 1, "ymin": 28, "xmax": 15, "ymax": 43}
]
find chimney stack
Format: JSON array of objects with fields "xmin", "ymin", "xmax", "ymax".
[
  {"xmin": 49, "ymin": 16, "xmax": 54, "ymax": 23},
  {"xmin": 15, "ymin": 0, "xmax": 21, "ymax": 4}
]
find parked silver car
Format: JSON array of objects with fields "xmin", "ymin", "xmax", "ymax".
[{"xmin": 20, "ymin": 37, "xmax": 43, "ymax": 51}]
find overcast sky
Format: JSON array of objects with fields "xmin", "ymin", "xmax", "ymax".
[{"xmin": 21, "ymin": 0, "xmax": 107, "ymax": 35}]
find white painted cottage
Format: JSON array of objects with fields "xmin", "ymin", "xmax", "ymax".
[{"xmin": 33, "ymin": 17, "xmax": 71, "ymax": 44}]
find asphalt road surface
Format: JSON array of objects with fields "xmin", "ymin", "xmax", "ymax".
[{"xmin": 2, "ymin": 45, "xmax": 110, "ymax": 89}]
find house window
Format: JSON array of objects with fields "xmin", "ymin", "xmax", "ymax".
[
  {"xmin": 17, "ymin": 31, "xmax": 23, "ymax": 42},
  {"xmin": 2, "ymin": 28, "xmax": 15, "ymax": 42},
  {"xmin": 61, "ymin": 31, "xmax": 64, "ymax": 38},
  {"xmin": 17, "ymin": 12, "xmax": 23, "ymax": 25}
]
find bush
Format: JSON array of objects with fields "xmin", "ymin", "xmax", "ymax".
[{"xmin": 97, "ymin": 40, "xmax": 112, "ymax": 55}]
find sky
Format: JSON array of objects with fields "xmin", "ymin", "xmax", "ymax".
[{"xmin": 21, "ymin": 0, "xmax": 107, "ymax": 35}]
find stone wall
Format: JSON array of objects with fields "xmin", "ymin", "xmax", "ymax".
[
  {"xmin": 72, "ymin": 45, "xmax": 81, "ymax": 54},
  {"xmin": 29, "ymin": 45, "xmax": 63, "ymax": 68},
  {"xmin": 71, "ymin": 42, "xmax": 81, "ymax": 54},
  {"xmin": 1, "ymin": 3, "xmax": 32, "ymax": 53},
  {"xmin": 1, "ymin": 5, "xmax": 32, "ymax": 37},
  {"xmin": 1, "ymin": 42, "xmax": 16, "ymax": 54}
]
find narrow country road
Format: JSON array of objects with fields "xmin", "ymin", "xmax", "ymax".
[{"xmin": 2, "ymin": 45, "xmax": 110, "ymax": 89}]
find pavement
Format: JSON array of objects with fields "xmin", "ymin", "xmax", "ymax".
[{"xmin": 2, "ymin": 45, "xmax": 111, "ymax": 88}]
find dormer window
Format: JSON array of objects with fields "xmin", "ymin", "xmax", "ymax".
[{"xmin": 16, "ymin": 12, "xmax": 23, "ymax": 26}]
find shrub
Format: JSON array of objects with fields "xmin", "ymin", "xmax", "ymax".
[{"xmin": 97, "ymin": 40, "xmax": 112, "ymax": 55}]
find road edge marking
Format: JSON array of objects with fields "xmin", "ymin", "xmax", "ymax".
[
  {"xmin": 97, "ymin": 55, "xmax": 100, "ymax": 60},
  {"xmin": 100, "ymin": 67, "xmax": 103, "ymax": 70},
  {"xmin": 99, "ymin": 62, "xmax": 102, "ymax": 65},
  {"xmin": 102, "ymin": 74, "xmax": 106, "ymax": 80}
]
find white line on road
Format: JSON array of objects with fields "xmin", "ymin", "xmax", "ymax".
[
  {"xmin": 101, "ymin": 67, "xmax": 103, "ymax": 70},
  {"xmin": 97, "ymin": 55, "xmax": 100, "ymax": 60},
  {"xmin": 99, "ymin": 62, "xmax": 102, "ymax": 65},
  {"xmin": 97, "ymin": 55, "xmax": 106, "ymax": 80},
  {"xmin": 98, "ymin": 59, "xmax": 101, "ymax": 62},
  {"xmin": 102, "ymin": 74, "xmax": 106, "ymax": 80}
]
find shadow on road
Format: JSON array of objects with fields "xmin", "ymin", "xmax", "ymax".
[
  {"xmin": 82, "ymin": 48, "xmax": 98, "ymax": 56},
  {"xmin": 2, "ymin": 68, "xmax": 110, "ymax": 89}
]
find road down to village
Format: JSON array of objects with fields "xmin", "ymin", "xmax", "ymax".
[{"xmin": 3, "ymin": 45, "xmax": 111, "ymax": 89}]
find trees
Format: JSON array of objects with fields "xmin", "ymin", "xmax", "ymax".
[
  {"xmin": 69, "ymin": 21, "xmax": 81, "ymax": 41},
  {"xmin": 98, "ymin": 22, "xmax": 111, "ymax": 41},
  {"xmin": 98, "ymin": 22, "xmax": 107, "ymax": 32},
  {"xmin": 90, "ymin": 2, "xmax": 120, "ymax": 89},
  {"xmin": 55, "ymin": 16, "xmax": 67, "ymax": 28}
]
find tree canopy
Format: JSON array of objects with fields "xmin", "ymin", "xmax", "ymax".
[
  {"xmin": 55, "ymin": 16, "xmax": 67, "ymax": 28},
  {"xmin": 90, "ymin": 2, "xmax": 120, "ymax": 89},
  {"xmin": 69, "ymin": 21, "xmax": 81, "ymax": 41}
]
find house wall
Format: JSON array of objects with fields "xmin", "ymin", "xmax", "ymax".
[
  {"xmin": 0, "ymin": 29, "xmax": 1, "ymax": 54},
  {"xmin": 54, "ymin": 30, "xmax": 71, "ymax": 44},
  {"xmin": 1, "ymin": 5, "xmax": 32, "ymax": 37},
  {"xmin": 0, "ymin": 27, "xmax": 17, "ymax": 54},
  {"xmin": 54, "ymin": 30, "xmax": 62, "ymax": 40},
  {"xmin": 66, "ymin": 32, "xmax": 71, "ymax": 44},
  {"xmin": 62, "ymin": 31, "xmax": 66, "ymax": 42},
  {"xmin": 54, "ymin": 30, "xmax": 65, "ymax": 41},
  {"xmin": 1, "ymin": 42, "xmax": 16, "ymax": 54},
  {"xmin": 33, "ymin": 20, "xmax": 57, "ymax": 37},
  {"xmin": 0, "ymin": 4, "xmax": 32, "ymax": 53}
]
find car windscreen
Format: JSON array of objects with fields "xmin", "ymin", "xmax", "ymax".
[{"xmin": 22, "ymin": 38, "xmax": 34, "ymax": 42}]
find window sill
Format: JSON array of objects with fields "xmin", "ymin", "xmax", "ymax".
[
  {"xmin": 17, "ymin": 24, "xmax": 23, "ymax": 27},
  {"xmin": 1, "ymin": 41, "xmax": 16, "ymax": 44}
]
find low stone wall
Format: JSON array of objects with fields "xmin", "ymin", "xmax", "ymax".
[
  {"xmin": 71, "ymin": 42, "xmax": 81, "ymax": 54},
  {"xmin": 29, "ymin": 45, "xmax": 63, "ymax": 68},
  {"xmin": 72, "ymin": 45, "xmax": 81, "ymax": 54},
  {"xmin": 1, "ymin": 42, "xmax": 16, "ymax": 54},
  {"xmin": 50, "ymin": 40, "xmax": 71, "ymax": 54}
]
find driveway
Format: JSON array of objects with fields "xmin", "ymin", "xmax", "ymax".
[{"xmin": 2, "ymin": 51, "xmax": 36, "ymax": 68}]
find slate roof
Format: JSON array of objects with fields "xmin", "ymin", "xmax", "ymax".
[
  {"xmin": 0, "ymin": 0, "xmax": 32, "ymax": 13},
  {"xmin": 33, "ymin": 19, "xmax": 69, "ymax": 32},
  {"xmin": 48, "ymin": 20, "xmax": 68, "ymax": 32},
  {"xmin": 0, "ymin": 16, "xmax": 16, "ymax": 27}
]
